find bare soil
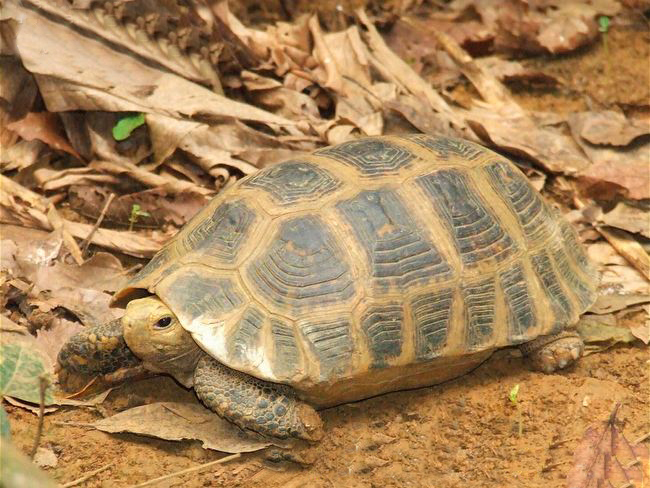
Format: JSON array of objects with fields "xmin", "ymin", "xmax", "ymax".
[{"xmin": 5, "ymin": 8, "xmax": 649, "ymax": 488}]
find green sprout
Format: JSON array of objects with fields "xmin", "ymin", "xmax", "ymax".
[
  {"xmin": 598, "ymin": 15, "xmax": 610, "ymax": 34},
  {"xmin": 599, "ymin": 16, "xmax": 610, "ymax": 57},
  {"xmin": 509, "ymin": 384, "xmax": 523, "ymax": 437},
  {"xmin": 128, "ymin": 204, "xmax": 150, "ymax": 231},
  {"xmin": 113, "ymin": 113, "xmax": 145, "ymax": 141}
]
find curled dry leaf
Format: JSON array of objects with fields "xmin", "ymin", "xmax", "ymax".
[
  {"xmin": 93, "ymin": 402, "xmax": 272, "ymax": 453},
  {"xmin": 32, "ymin": 167, "xmax": 119, "ymax": 192},
  {"xmin": 566, "ymin": 407, "xmax": 648, "ymax": 488}
]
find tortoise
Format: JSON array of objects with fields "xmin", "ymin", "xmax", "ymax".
[{"xmin": 59, "ymin": 134, "xmax": 598, "ymax": 443}]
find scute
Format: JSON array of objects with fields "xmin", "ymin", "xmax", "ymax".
[
  {"xmin": 242, "ymin": 161, "xmax": 341, "ymax": 205},
  {"xmin": 418, "ymin": 169, "xmax": 518, "ymax": 267},
  {"xmin": 337, "ymin": 189, "xmax": 453, "ymax": 289},
  {"xmin": 181, "ymin": 201, "xmax": 255, "ymax": 264},
  {"xmin": 316, "ymin": 139, "xmax": 415, "ymax": 175},
  {"xmin": 246, "ymin": 215, "xmax": 355, "ymax": 311},
  {"xmin": 405, "ymin": 134, "xmax": 486, "ymax": 161}
]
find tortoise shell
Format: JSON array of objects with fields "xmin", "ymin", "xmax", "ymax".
[{"xmin": 114, "ymin": 135, "xmax": 598, "ymax": 406}]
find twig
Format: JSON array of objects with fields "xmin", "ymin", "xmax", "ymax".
[
  {"xmin": 128, "ymin": 453, "xmax": 241, "ymax": 488},
  {"xmin": 80, "ymin": 192, "xmax": 115, "ymax": 257},
  {"xmin": 29, "ymin": 374, "xmax": 49, "ymax": 459},
  {"xmin": 61, "ymin": 462, "xmax": 114, "ymax": 488}
]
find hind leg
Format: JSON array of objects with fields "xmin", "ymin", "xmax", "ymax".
[{"xmin": 520, "ymin": 331, "xmax": 584, "ymax": 373}]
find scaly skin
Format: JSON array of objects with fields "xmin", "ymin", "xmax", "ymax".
[
  {"xmin": 57, "ymin": 318, "xmax": 140, "ymax": 375},
  {"xmin": 193, "ymin": 355, "xmax": 323, "ymax": 442}
]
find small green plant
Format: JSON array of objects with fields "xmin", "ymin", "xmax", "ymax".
[
  {"xmin": 113, "ymin": 113, "xmax": 145, "ymax": 141},
  {"xmin": 128, "ymin": 204, "xmax": 150, "ymax": 231},
  {"xmin": 509, "ymin": 384, "xmax": 523, "ymax": 437},
  {"xmin": 599, "ymin": 16, "xmax": 610, "ymax": 54}
]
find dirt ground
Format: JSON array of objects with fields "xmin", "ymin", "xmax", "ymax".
[{"xmin": 4, "ymin": 6, "xmax": 650, "ymax": 488}]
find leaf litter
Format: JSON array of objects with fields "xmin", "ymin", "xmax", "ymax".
[{"xmin": 0, "ymin": 0, "xmax": 648, "ymax": 480}]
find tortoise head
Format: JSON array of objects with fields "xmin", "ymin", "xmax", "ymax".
[
  {"xmin": 58, "ymin": 296, "xmax": 202, "ymax": 387},
  {"xmin": 122, "ymin": 296, "xmax": 203, "ymax": 386}
]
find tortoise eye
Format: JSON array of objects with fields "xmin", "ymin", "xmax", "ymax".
[{"xmin": 154, "ymin": 316, "xmax": 173, "ymax": 329}]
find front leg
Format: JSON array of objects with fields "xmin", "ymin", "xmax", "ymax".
[{"xmin": 193, "ymin": 355, "xmax": 323, "ymax": 442}]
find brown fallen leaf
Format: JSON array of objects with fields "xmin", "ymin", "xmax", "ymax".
[
  {"xmin": 35, "ymin": 319, "xmax": 86, "ymax": 369},
  {"xmin": 569, "ymin": 111, "xmax": 650, "ymax": 147},
  {"xmin": 1, "ymin": 176, "xmax": 167, "ymax": 258},
  {"xmin": 93, "ymin": 402, "xmax": 272, "ymax": 453},
  {"xmin": 598, "ymin": 227, "xmax": 650, "ymax": 281},
  {"xmin": 566, "ymin": 406, "xmax": 648, "ymax": 488},
  {"xmin": 601, "ymin": 201, "xmax": 650, "ymax": 238},
  {"xmin": 6, "ymin": 112, "xmax": 81, "ymax": 160},
  {"xmin": 576, "ymin": 142, "xmax": 650, "ymax": 200},
  {"xmin": 69, "ymin": 185, "xmax": 209, "ymax": 229},
  {"xmin": 577, "ymin": 315, "xmax": 639, "ymax": 354},
  {"xmin": 627, "ymin": 304, "xmax": 649, "ymax": 344},
  {"xmin": 589, "ymin": 294, "xmax": 650, "ymax": 315}
]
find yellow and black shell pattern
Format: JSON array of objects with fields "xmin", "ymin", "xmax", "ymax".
[{"xmin": 113, "ymin": 135, "xmax": 598, "ymax": 403}]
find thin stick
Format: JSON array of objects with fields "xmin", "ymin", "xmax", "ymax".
[
  {"xmin": 29, "ymin": 375, "xmax": 49, "ymax": 459},
  {"xmin": 81, "ymin": 192, "xmax": 115, "ymax": 256},
  {"xmin": 61, "ymin": 462, "xmax": 114, "ymax": 488},
  {"xmin": 128, "ymin": 453, "xmax": 241, "ymax": 488}
]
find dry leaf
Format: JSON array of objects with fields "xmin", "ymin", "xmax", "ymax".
[
  {"xmin": 589, "ymin": 294, "xmax": 650, "ymax": 315},
  {"xmin": 576, "ymin": 143, "xmax": 650, "ymax": 200},
  {"xmin": 566, "ymin": 406, "xmax": 648, "ymax": 488},
  {"xmin": 1, "ymin": 176, "xmax": 166, "ymax": 257},
  {"xmin": 69, "ymin": 186, "xmax": 209, "ymax": 229},
  {"xmin": 6, "ymin": 112, "xmax": 81, "ymax": 160},
  {"xmin": 569, "ymin": 111, "xmax": 650, "ymax": 147},
  {"xmin": 93, "ymin": 402, "xmax": 272, "ymax": 453},
  {"xmin": 628, "ymin": 304, "xmax": 649, "ymax": 344},
  {"xmin": 577, "ymin": 315, "xmax": 639, "ymax": 354},
  {"xmin": 598, "ymin": 227, "xmax": 650, "ymax": 281},
  {"xmin": 35, "ymin": 319, "xmax": 85, "ymax": 369},
  {"xmin": 601, "ymin": 202, "xmax": 650, "ymax": 238}
]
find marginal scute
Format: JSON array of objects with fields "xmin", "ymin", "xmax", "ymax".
[
  {"xmin": 411, "ymin": 289, "xmax": 453, "ymax": 360},
  {"xmin": 405, "ymin": 134, "xmax": 486, "ymax": 161},
  {"xmin": 558, "ymin": 218, "xmax": 598, "ymax": 281},
  {"xmin": 531, "ymin": 251, "xmax": 574, "ymax": 331},
  {"xmin": 551, "ymin": 246, "xmax": 596, "ymax": 310},
  {"xmin": 484, "ymin": 161, "xmax": 554, "ymax": 242},
  {"xmin": 181, "ymin": 201, "xmax": 256, "ymax": 264},
  {"xmin": 300, "ymin": 318, "xmax": 352, "ymax": 377},
  {"xmin": 418, "ymin": 169, "xmax": 518, "ymax": 266},
  {"xmin": 271, "ymin": 319, "xmax": 300, "ymax": 378},
  {"xmin": 337, "ymin": 189, "xmax": 453, "ymax": 289},
  {"xmin": 242, "ymin": 161, "xmax": 341, "ymax": 205},
  {"xmin": 316, "ymin": 138, "xmax": 415, "ymax": 175},
  {"xmin": 247, "ymin": 216, "xmax": 355, "ymax": 310},
  {"xmin": 462, "ymin": 279, "xmax": 496, "ymax": 349},
  {"xmin": 229, "ymin": 307, "xmax": 265, "ymax": 362},
  {"xmin": 499, "ymin": 263, "xmax": 536, "ymax": 343},
  {"xmin": 124, "ymin": 244, "xmax": 177, "ymax": 290},
  {"xmin": 361, "ymin": 304, "xmax": 403, "ymax": 368}
]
